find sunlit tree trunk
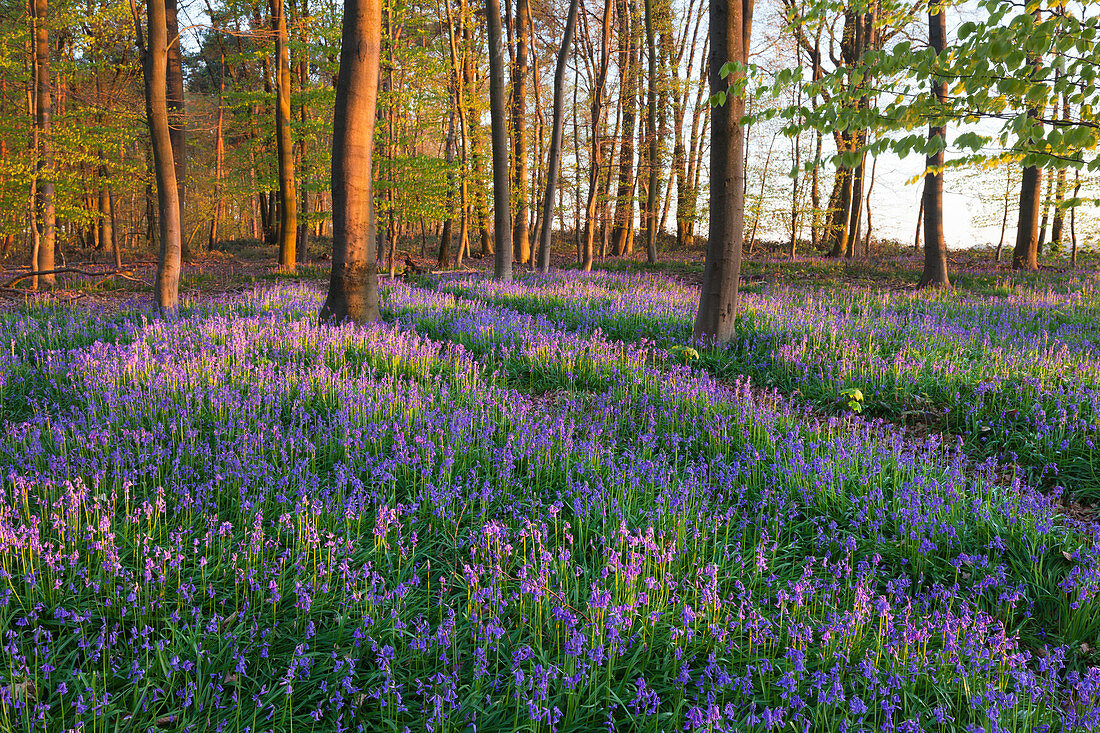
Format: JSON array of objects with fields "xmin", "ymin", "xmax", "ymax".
[
  {"xmin": 31, "ymin": 0, "xmax": 55, "ymax": 289},
  {"xmin": 511, "ymin": 0, "xmax": 530, "ymax": 264},
  {"xmin": 694, "ymin": 0, "xmax": 752, "ymax": 342},
  {"xmin": 611, "ymin": 0, "xmax": 638, "ymax": 257},
  {"xmin": 486, "ymin": 0, "xmax": 511, "ymax": 279},
  {"xmin": 320, "ymin": 0, "xmax": 381, "ymax": 324},
  {"xmin": 273, "ymin": 0, "xmax": 297, "ymax": 270},
  {"xmin": 133, "ymin": 0, "xmax": 183, "ymax": 314},
  {"xmin": 165, "ymin": 0, "xmax": 188, "ymax": 260}
]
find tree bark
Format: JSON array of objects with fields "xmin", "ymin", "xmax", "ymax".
[
  {"xmin": 918, "ymin": 1, "xmax": 949, "ymax": 288},
  {"xmin": 511, "ymin": 0, "xmax": 530, "ymax": 264},
  {"xmin": 486, "ymin": 0, "xmax": 511, "ymax": 280},
  {"xmin": 694, "ymin": 0, "xmax": 752, "ymax": 342},
  {"xmin": 165, "ymin": 0, "xmax": 188, "ymax": 261},
  {"xmin": 31, "ymin": 0, "xmax": 55, "ymax": 289},
  {"xmin": 134, "ymin": 0, "xmax": 183, "ymax": 314},
  {"xmin": 210, "ymin": 45, "xmax": 226, "ymax": 251},
  {"xmin": 643, "ymin": 0, "xmax": 659, "ymax": 263},
  {"xmin": 273, "ymin": 0, "xmax": 297, "ymax": 270},
  {"xmin": 610, "ymin": 0, "xmax": 638, "ymax": 257},
  {"xmin": 582, "ymin": 0, "xmax": 614, "ymax": 271},
  {"xmin": 537, "ymin": 0, "xmax": 579, "ymax": 272},
  {"xmin": 320, "ymin": 0, "xmax": 381, "ymax": 324}
]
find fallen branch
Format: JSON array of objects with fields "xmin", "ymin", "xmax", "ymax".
[{"xmin": 4, "ymin": 267, "xmax": 136, "ymax": 289}]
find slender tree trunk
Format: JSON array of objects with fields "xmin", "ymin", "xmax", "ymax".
[
  {"xmin": 1051, "ymin": 92, "xmax": 1069, "ymax": 249},
  {"xmin": 165, "ymin": 0, "xmax": 188, "ymax": 261},
  {"xmin": 210, "ymin": 46, "xmax": 226, "ymax": 250},
  {"xmin": 1070, "ymin": 167, "xmax": 1080, "ymax": 267},
  {"xmin": 914, "ymin": 195, "xmax": 923, "ymax": 251},
  {"xmin": 110, "ymin": 186, "xmax": 122, "ymax": 268},
  {"xmin": 862, "ymin": 154, "xmax": 876, "ymax": 256},
  {"xmin": 612, "ymin": 0, "xmax": 641, "ymax": 257},
  {"xmin": 694, "ymin": 0, "xmax": 752, "ymax": 342},
  {"xmin": 439, "ymin": 111, "xmax": 456, "ymax": 265},
  {"xmin": 643, "ymin": 0, "xmax": 659, "ymax": 264},
  {"xmin": 538, "ymin": 0, "xmax": 579, "ymax": 272},
  {"xmin": 320, "ymin": 0, "xmax": 381, "ymax": 324},
  {"xmin": 996, "ymin": 170, "xmax": 1009, "ymax": 262},
  {"xmin": 511, "ymin": 0, "xmax": 530, "ymax": 264},
  {"xmin": 582, "ymin": 0, "xmax": 614, "ymax": 271},
  {"xmin": 273, "ymin": 0, "xmax": 297, "ymax": 270},
  {"xmin": 31, "ymin": 0, "xmax": 55, "ymax": 289},
  {"xmin": 810, "ymin": 128, "xmax": 821, "ymax": 252},
  {"xmin": 296, "ymin": 0, "xmax": 311, "ymax": 262},
  {"xmin": 1037, "ymin": 166, "xmax": 1053, "ymax": 256},
  {"xmin": 918, "ymin": 1, "xmax": 949, "ymax": 288},
  {"xmin": 133, "ymin": 0, "xmax": 183, "ymax": 314},
  {"xmin": 486, "ymin": 0, "xmax": 511, "ymax": 279}
]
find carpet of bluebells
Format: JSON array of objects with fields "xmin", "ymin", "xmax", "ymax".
[{"xmin": 2, "ymin": 272, "xmax": 1100, "ymax": 732}]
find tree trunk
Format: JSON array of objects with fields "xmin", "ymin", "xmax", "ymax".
[
  {"xmin": 694, "ymin": 0, "xmax": 752, "ymax": 342},
  {"xmin": 210, "ymin": 46, "xmax": 226, "ymax": 250},
  {"xmin": 511, "ymin": 0, "xmax": 530, "ymax": 265},
  {"xmin": 296, "ymin": 0, "xmax": 311, "ymax": 263},
  {"xmin": 611, "ymin": 0, "xmax": 638, "ymax": 257},
  {"xmin": 134, "ymin": 0, "xmax": 183, "ymax": 314},
  {"xmin": 439, "ymin": 111, "xmax": 456, "ymax": 265},
  {"xmin": 32, "ymin": 0, "xmax": 55, "ymax": 289},
  {"xmin": 643, "ymin": 0, "xmax": 659, "ymax": 264},
  {"xmin": 165, "ymin": 0, "xmax": 188, "ymax": 261},
  {"xmin": 1070, "ymin": 167, "xmax": 1080, "ymax": 267},
  {"xmin": 538, "ymin": 0, "xmax": 579, "ymax": 273},
  {"xmin": 1013, "ymin": 164, "xmax": 1041, "ymax": 270},
  {"xmin": 486, "ymin": 0, "xmax": 511, "ymax": 279},
  {"xmin": 1037, "ymin": 166, "xmax": 1053, "ymax": 256},
  {"xmin": 582, "ymin": 0, "xmax": 614, "ymax": 271},
  {"xmin": 320, "ymin": 0, "xmax": 381, "ymax": 324},
  {"xmin": 273, "ymin": 0, "xmax": 297, "ymax": 270},
  {"xmin": 918, "ymin": 2, "xmax": 949, "ymax": 288},
  {"xmin": 1051, "ymin": 92, "xmax": 1069, "ymax": 249}
]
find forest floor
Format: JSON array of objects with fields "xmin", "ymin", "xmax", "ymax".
[{"xmin": 3, "ymin": 236, "xmax": 1100, "ymax": 731}]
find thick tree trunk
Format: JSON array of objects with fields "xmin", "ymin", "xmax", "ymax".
[
  {"xmin": 486, "ymin": 0, "xmax": 511, "ymax": 279},
  {"xmin": 537, "ymin": 0, "xmax": 579, "ymax": 272},
  {"xmin": 165, "ymin": 0, "xmax": 188, "ymax": 261},
  {"xmin": 135, "ymin": 0, "xmax": 183, "ymax": 314},
  {"xmin": 273, "ymin": 0, "xmax": 297, "ymax": 270},
  {"xmin": 32, "ymin": 0, "xmax": 55, "ymax": 289},
  {"xmin": 320, "ymin": 0, "xmax": 381, "ymax": 324},
  {"xmin": 694, "ymin": 0, "xmax": 752, "ymax": 342}
]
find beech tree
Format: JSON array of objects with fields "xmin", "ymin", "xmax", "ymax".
[
  {"xmin": 320, "ymin": 0, "xmax": 382, "ymax": 323},
  {"xmin": 133, "ymin": 0, "xmax": 183, "ymax": 314},
  {"xmin": 918, "ymin": 0, "xmax": 949, "ymax": 288},
  {"xmin": 694, "ymin": 0, "xmax": 753, "ymax": 343},
  {"xmin": 486, "ymin": 0, "xmax": 511, "ymax": 280},
  {"xmin": 538, "ymin": 0, "xmax": 580, "ymax": 273}
]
